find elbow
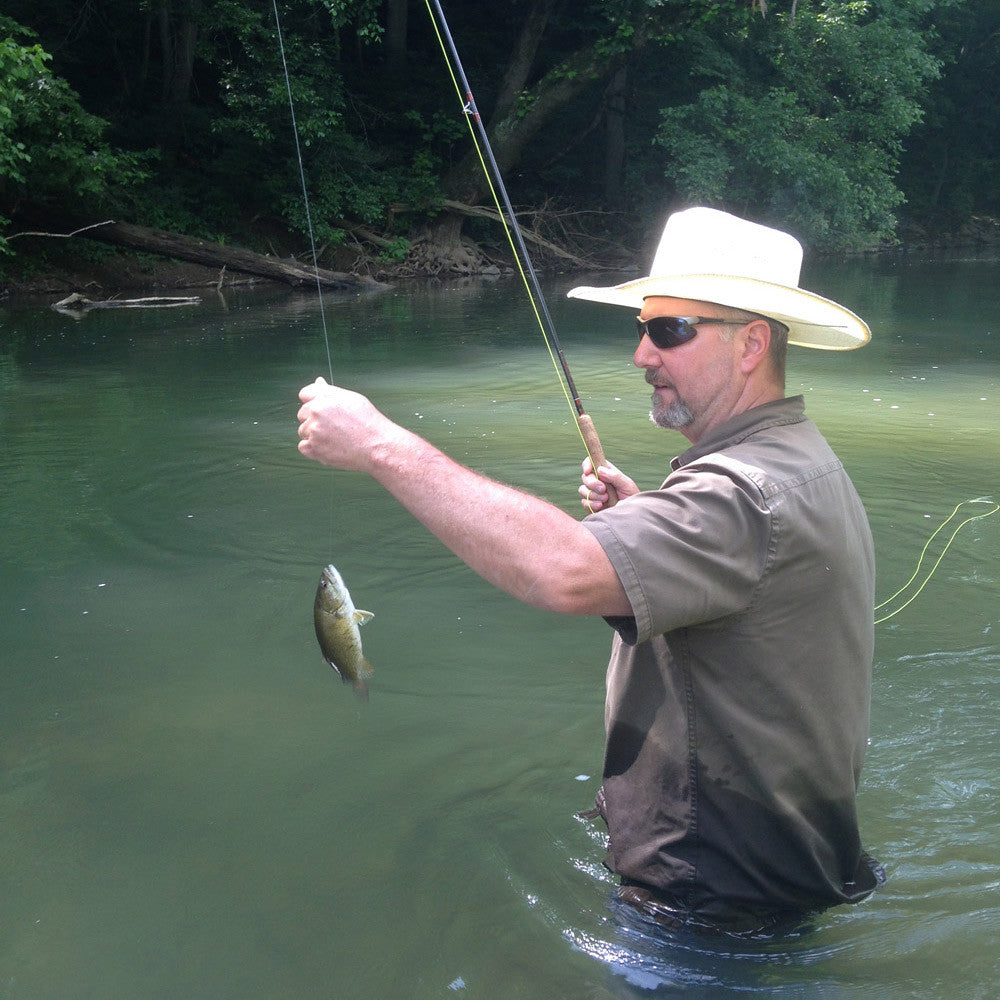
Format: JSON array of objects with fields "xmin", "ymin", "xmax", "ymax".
[
  {"xmin": 519, "ymin": 568, "xmax": 629, "ymax": 618},
  {"xmin": 507, "ymin": 524, "xmax": 630, "ymax": 616}
]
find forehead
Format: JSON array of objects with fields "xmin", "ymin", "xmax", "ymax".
[{"xmin": 639, "ymin": 295, "xmax": 728, "ymax": 318}]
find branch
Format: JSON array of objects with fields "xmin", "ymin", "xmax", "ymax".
[
  {"xmin": 7, "ymin": 220, "xmax": 116, "ymax": 241},
  {"xmin": 440, "ymin": 199, "xmax": 598, "ymax": 268}
]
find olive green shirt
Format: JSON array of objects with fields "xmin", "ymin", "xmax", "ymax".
[{"xmin": 583, "ymin": 396, "xmax": 880, "ymax": 919}]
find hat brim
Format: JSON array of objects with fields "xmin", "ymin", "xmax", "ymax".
[{"xmin": 567, "ymin": 274, "xmax": 870, "ymax": 350}]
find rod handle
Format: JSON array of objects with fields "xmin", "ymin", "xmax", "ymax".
[{"xmin": 577, "ymin": 413, "xmax": 619, "ymax": 508}]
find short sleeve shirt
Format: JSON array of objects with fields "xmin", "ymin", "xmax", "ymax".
[{"xmin": 583, "ymin": 396, "xmax": 879, "ymax": 916}]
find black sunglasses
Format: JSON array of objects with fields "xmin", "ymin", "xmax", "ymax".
[{"xmin": 636, "ymin": 315, "xmax": 747, "ymax": 350}]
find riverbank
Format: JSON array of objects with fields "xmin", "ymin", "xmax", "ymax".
[
  {"xmin": 5, "ymin": 214, "xmax": 1000, "ymax": 302},
  {"xmin": 0, "ymin": 242, "xmax": 251, "ymax": 300}
]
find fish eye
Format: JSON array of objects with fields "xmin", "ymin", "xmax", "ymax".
[{"xmin": 320, "ymin": 579, "xmax": 327, "ymax": 588}]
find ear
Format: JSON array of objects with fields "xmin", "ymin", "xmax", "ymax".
[{"xmin": 737, "ymin": 318, "xmax": 772, "ymax": 375}]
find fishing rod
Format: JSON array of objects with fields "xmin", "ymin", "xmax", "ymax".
[{"xmin": 425, "ymin": 0, "xmax": 618, "ymax": 507}]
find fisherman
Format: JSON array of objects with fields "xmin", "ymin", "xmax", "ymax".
[{"xmin": 296, "ymin": 207, "xmax": 884, "ymax": 934}]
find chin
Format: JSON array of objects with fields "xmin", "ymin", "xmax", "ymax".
[{"xmin": 650, "ymin": 402, "xmax": 694, "ymax": 429}]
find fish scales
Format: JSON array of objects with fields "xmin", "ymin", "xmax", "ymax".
[{"xmin": 313, "ymin": 564, "xmax": 374, "ymax": 700}]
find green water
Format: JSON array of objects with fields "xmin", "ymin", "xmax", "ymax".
[{"xmin": 1, "ymin": 256, "xmax": 998, "ymax": 999}]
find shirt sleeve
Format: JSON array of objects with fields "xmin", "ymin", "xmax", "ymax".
[{"xmin": 582, "ymin": 459, "xmax": 773, "ymax": 644}]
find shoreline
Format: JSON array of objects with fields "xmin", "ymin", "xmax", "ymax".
[{"xmin": 5, "ymin": 216, "xmax": 1000, "ymax": 304}]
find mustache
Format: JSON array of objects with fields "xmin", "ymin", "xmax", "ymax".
[{"xmin": 644, "ymin": 371, "xmax": 673, "ymax": 389}]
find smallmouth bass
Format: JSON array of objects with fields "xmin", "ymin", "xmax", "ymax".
[{"xmin": 313, "ymin": 564, "xmax": 374, "ymax": 700}]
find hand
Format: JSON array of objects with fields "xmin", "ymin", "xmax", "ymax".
[
  {"xmin": 579, "ymin": 456, "xmax": 639, "ymax": 512},
  {"xmin": 296, "ymin": 377, "xmax": 395, "ymax": 472}
]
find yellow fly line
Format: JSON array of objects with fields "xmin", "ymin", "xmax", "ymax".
[
  {"xmin": 874, "ymin": 498, "xmax": 1000, "ymax": 625},
  {"xmin": 424, "ymin": 0, "xmax": 612, "ymax": 487}
]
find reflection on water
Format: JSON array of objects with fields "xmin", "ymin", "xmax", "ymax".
[{"xmin": 1, "ymin": 259, "xmax": 999, "ymax": 999}]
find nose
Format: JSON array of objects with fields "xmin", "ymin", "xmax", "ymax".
[{"xmin": 633, "ymin": 332, "xmax": 661, "ymax": 369}]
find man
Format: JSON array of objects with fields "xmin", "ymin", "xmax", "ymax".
[{"xmin": 297, "ymin": 207, "xmax": 883, "ymax": 933}]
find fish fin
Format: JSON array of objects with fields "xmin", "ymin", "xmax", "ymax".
[
  {"xmin": 347, "ymin": 658, "xmax": 373, "ymax": 701},
  {"xmin": 331, "ymin": 664, "xmax": 368, "ymax": 702},
  {"xmin": 354, "ymin": 609, "xmax": 374, "ymax": 626}
]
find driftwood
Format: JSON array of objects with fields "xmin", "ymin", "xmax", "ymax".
[{"xmin": 52, "ymin": 291, "xmax": 202, "ymax": 315}]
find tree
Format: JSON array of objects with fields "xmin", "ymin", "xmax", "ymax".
[
  {"xmin": 0, "ymin": 0, "xmax": 980, "ymax": 277},
  {"xmin": 652, "ymin": 0, "xmax": 941, "ymax": 250},
  {"xmin": 0, "ymin": 16, "xmax": 147, "ymax": 249},
  {"xmin": 896, "ymin": 0, "xmax": 1000, "ymax": 228},
  {"xmin": 415, "ymin": 0, "xmax": 708, "ymax": 267}
]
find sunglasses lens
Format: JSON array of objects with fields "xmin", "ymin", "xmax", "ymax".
[{"xmin": 636, "ymin": 316, "xmax": 698, "ymax": 349}]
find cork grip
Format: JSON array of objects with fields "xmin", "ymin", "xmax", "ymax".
[{"xmin": 577, "ymin": 413, "xmax": 619, "ymax": 508}]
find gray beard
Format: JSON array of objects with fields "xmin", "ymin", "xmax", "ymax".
[{"xmin": 649, "ymin": 397, "xmax": 694, "ymax": 429}]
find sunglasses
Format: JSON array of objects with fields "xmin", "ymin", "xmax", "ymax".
[{"xmin": 636, "ymin": 315, "xmax": 747, "ymax": 349}]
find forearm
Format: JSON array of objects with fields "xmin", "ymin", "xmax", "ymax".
[{"xmin": 366, "ymin": 422, "xmax": 619, "ymax": 613}]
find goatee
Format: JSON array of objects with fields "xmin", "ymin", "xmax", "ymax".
[{"xmin": 650, "ymin": 397, "xmax": 694, "ymax": 429}]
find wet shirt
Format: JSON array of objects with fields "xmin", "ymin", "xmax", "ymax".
[{"xmin": 583, "ymin": 396, "xmax": 881, "ymax": 921}]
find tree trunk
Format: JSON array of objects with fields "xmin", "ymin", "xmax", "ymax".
[
  {"xmin": 441, "ymin": 16, "xmax": 652, "ymax": 209},
  {"xmin": 603, "ymin": 67, "xmax": 628, "ymax": 210},
  {"xmin": 158, "ymin": 1, "xmax": 200, "ymax": 107},
  {"xmin": 491, "ymin": 0, "xmax": 560, "ymax": 121},
  {"xmin": 385, "ymin": 0, "xmax": 409, "ymax": 68},
  {"xmin": 428, "ymin": 26, "xmax": 647, "ymax": 267}
]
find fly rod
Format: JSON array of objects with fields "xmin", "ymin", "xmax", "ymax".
[{"xmin": 425, "ymin": 0, "xmax": 618, "ymax": 506}]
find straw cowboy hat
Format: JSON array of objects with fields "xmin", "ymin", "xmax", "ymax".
[{"xmin": 567, "ymin": 207, "xmax": 870, "ymax": 350}]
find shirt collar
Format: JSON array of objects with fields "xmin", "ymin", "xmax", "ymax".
[{"xmin": 671, "ymin": 396, "xmax": 807, "ymax": 470}]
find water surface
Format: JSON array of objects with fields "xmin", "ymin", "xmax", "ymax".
[{"xmin": 1, "ymin": 256, "xmax": 998, "ymax": 998}]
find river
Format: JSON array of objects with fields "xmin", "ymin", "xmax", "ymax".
[{"xmin": 1, "ymin": 251, "xmax": 998, "ymax": 999}]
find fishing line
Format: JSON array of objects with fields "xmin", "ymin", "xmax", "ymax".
[
  {"xmin": 272, "ymin": 0, "xmax": 342, "ymax": 555},
  {"xmin": 272, "ymin": 0, "xmax": 334, "ymax": 385},
  {"xmin": 424, "ymin": 0, "xmax": 615, "ymax": 499},
  {"xmin": 874, "ymin": 498, "xmax": 999, "ymax": 625}
]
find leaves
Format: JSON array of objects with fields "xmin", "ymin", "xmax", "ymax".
[
  {"xmin": 0, "ymin": 0, "xmax": 978, "ymax": 261},
  {"xmin": 654, "ymin": 0, "xmax": 940, "ymax": 249},
  {"xmin": 0, "ymin": 15, "xmax": 149, "ymax": 245}
]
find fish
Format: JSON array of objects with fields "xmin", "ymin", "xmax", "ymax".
[{"xmin": 313, "ymin": 564, "xmax": 375, "ymax": 700}]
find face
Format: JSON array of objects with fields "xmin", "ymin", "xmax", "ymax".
[{"xmin": 634, "ymin": 297, "xmax": 751, "ymax": 443}]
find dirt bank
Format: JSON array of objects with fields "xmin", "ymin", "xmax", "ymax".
[{"xmin": 2, "ymin": 244, "xmax": 257, "ymax": 300}]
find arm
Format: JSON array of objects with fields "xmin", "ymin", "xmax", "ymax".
[{"xmin": 297, "ymin": 378, "xmax": 632, "ymax": 617}]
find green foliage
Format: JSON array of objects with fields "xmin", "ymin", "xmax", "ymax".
[
  {"xmin": 0, "ymin": 29, "xmax": 46, "ymax": 188},
  {"xmin": 126, "ymin": 0, "xmax": 446, "ymax": 248},
  {"xmin": 654, "ymin": 1, "xmax": 940, "ymax": 250},
  {"xmin": 0, "ymin": 16, "xmax": 149, "ymax": 246},
  {"xmin": 0, "ymin": 0, "xmax": 987, "ymax": 269},
  {"xmin": 896, "ymin": 0, "xmax": 1000, "ymax": 227}
]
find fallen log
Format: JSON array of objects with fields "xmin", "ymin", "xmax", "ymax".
[
  {"xmin": 75, "ymin": 220, "xmax": 387, "ymax": 291},
  {"xmin": 52, "ymin": 292, "xmax": 202, "ymax": 314}
]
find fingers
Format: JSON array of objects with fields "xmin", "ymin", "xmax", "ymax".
[
  {"xmin": 296, "ymin": 377, "xmax": 332, "ymax": 461},
  {"xmin": 579, "ymin": 456, "xmax": 609, "ymax": 511},
  {"xmin": 580, "ymin": 456, "xmax": 640, "ymax": 509},
  {"xmin": 298, "ymin": 375, "xmax": 329, "ymax": 403},
  {"xmin": 297, "ymin": 377, "xmax": 333, "ymax": 439},
  {"xmin": 294, "ymin": 379, "xmax": 388, "ymax": 473}
]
